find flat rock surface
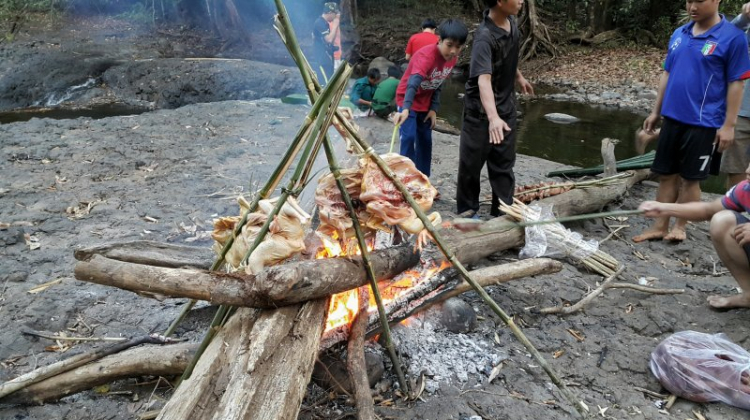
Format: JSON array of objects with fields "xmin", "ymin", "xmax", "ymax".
[{"xmin": 1, "ymin": 14, "xmax": 749, "ymax": 420}]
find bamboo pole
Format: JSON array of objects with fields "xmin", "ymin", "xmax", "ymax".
[
  {"xmin": 180, "ymin": 64, "xmax": 352, "ymax": 381},
  {"xmin": 272, "ymin": 0, "xmax": 411, "ymax": 394},
  {"xmin": 323, "ymin": 137, "xmax": 410, "ymax": 395}
]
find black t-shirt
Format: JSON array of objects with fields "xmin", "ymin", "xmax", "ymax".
[
  {"xmin": 312, "ymin": 16, "xmax": 332, "ymax": 62},
  {"xmin": 464, "ymin": 12, "xmax": 520, "ymax": 119}
]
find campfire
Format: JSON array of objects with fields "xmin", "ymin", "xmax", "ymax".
[{"xmin": 317, "ymin": 231, "xmax": 451, "ymax": 333}]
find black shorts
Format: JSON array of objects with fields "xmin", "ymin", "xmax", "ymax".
[
  {"xmin": 734, "ymin": 212, "xmax": 750, "ymax": 265},
  {"xmin": 651, "ymin": 117, "xmax": 718, "ymax": 180}
]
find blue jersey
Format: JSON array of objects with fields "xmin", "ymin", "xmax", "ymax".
[{"xmin": 662, "ymin": 17, "xmax": 750, "ymax": 129}]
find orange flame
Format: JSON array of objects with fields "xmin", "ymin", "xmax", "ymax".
[{"xmin": 318, "ymin": 234, "xmax": 451, "ymax": 332}]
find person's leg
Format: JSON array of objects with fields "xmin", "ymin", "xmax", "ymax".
[
  {"xmin": 721, "ymin": 116, "xmax": 750, "ymax": 189},
  {"xmin": 634, "ymin": 118, "xmax": 683, "ymax": 242},
  {"xmin": 664, "ymin": 178, "xmax": 701, "ymax": 241},
  {"xmin": 398, "ymin": 109, "xmax": 418, "ymax": 162},
  {"xmin": 708, "ymin": 211, "xmax": 750, "ymax": 308},
  {"xmin": 486, "ymin": 119, "xmax": 517, "ymax": 217},
  {"xmin": 632, "ymin": 174, "xmax": 680, "ymax": 242},
  {"xmin": 456, "ymin": 114, "xmax": 490, "ymax": 215},
  {"xmin": 414, "ymin": 111, "xmax": 433, "ymax": 177},
  {"xmin": 665, "ymin": 124, "xmax": 718, "ymax": 241}
]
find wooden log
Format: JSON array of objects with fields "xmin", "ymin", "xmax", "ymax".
[
  {"xmin": 156, "ymin": 301, "xmax": 328, "ymax": 420},
  {"xmin": 74, "ymin": 244, "xmax": 419, "ymax": 308},
  {"xmin": 74, "ymin": 241, "xmax": 214, "ymax": 269},
  {"xmin": 2, "ymin": 343, "xmax": 196, "ymax": 405},
  {"xmin": 347, "ymin": 286, "xmax": 375, "ymax": 420},
  {"xmin": 442, "ymin": 170, "xmax": 649, "ymax": 265},
  {"xmin": 0, "ymin": 335, "xmax": 180, "ymax": 400},
  {"xmin": 601, "ymin": 138, "xmax": 617, "ymax": 177}
]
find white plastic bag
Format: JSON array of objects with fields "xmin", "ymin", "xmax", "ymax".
[
  {"xmin": 518, "ymin": 203, "xmax": 598, "ymax": 262},
  {"xmin": 650, "ymin": 331, "xmax": 750, "ymax": 410}
]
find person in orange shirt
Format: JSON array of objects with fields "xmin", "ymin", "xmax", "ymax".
[
  {"xmin": 405, "ymin": 19, "xmax": 439, "ymax": 61},
  {"xmin": 330, "ymin": 16, "xmax": 342, "ymax": 69}
]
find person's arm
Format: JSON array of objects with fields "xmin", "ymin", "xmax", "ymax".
[
  {"xmin": 324, "ymin": 16, "xmax": 340, "ymax": 44},
  {"xmin": 732, "ymin": 3, "xmax": 750, "ymax": 31},
  {"xmin": 478, "ymin": 74, "xmax": 510, "ymax": 145},
  {"xmin": 515, "ymin": 70, "xmax": 533, "ymax": 95},
  {"xmin": 350, "ymin": 81, "xmax": 363, "ymax": 105},
  {"xmin": 405, "ymin": 36, "xmax": 413, "ymax": 60},
  {"xmin": 639, "ymin": 199, "xmax": 725, "ymax": 222},
  {"xmin": 717, "ymin": 80, "xmax": 745, "ymax": 151},
  {"xmin": 644, "ymin": 71, "xmax": 669, "ymax": 133},
  {"xmin": 393, "ymin": 74, "xmax": 423, "ymax": 125}
]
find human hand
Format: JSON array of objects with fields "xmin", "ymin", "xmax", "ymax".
[
  {"xmin": 638, "ymin": 201, "xmax": 667, "ymax": 218},
  {"xmin": 488, "ymin": 116, "xmax": 510, "ymax": 144},
  {"xmin": 716, "ymin": 125, "xmax": 735, "ymax": 152},
  {"xmin": 734, "ymin": 223, "xmax": 750, "ymax": 246},
  {"xmin": 424, "ymin": 110, "xmax": 437, "ymax": 129},
  {"xmin": 393, "ymin": 109, "xmax": 409, "ymax": 126},
  {"xmin": 517, "ymin": 75, "xmax": 534, "ymax": 95},
  {"xmin": 643, "ymin": 113, "xmax": 660, "ymax": 134}
]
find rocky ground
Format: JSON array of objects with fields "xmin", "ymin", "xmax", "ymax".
[{"xmin": 2, "ymin": 13, "xmax": 750, "ymax": 420}]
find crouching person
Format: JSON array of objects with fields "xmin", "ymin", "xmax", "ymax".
[{"xmin": 639, "ymin": 165, "xmax": 750, "ymax": 309}]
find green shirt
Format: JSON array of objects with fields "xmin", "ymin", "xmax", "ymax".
[
  {"xmin": 371, "ymin": 77, "xmax": 400, "ymax": 112},
  {"xmin": 350, "ymin": 77, "xmax": 378, "ymax": 110}
]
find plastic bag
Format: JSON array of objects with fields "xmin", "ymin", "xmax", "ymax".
[
  {"xmin": 518, "ymin": 203, "xmax": 598, "ymax": 262},
  {"xmin": 649, "ymin": 331, "xmax": 750, "ymax": 410}
]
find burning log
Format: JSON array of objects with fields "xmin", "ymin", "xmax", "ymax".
[
  {"xmin": 347, "ymin": 286, "xmax": 376, "ymax": 420},
  {"xmin": 321, "ymin": 258, "xmax": 563, "ymax": 349},
  {"xmin": 74, "ymin": 244, "xmax": 419, "ymax": 308},
  {"xmin": 1, "ymin": 343, "xmax": 195, "ymax": 405}
]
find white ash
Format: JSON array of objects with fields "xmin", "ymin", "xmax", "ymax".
[{"xmin": 389, "ymin": 310, "xmax": 508, "ymax": 394}]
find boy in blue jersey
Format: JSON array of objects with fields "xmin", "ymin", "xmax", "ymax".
[{"xmin": 634, "ymin": 0, "xmax": 750, "ymax": 243}]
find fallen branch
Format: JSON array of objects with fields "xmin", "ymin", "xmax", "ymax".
[
  {"xmin": 0, "ymin": 334, "xmax": 181, "ymax": 400},
  {"xmin": 1, "ymin": 343, "xmax": 195, "ymax": 405},
  {"xmin": 537, "ymin": 276, "xmax": 685, "ymax": 315},
  {"xmin": 347, "ymin": 286, "xmax": 375, "ymax": 420}
]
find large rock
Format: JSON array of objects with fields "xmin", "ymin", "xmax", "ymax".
[
  {"xmin": 544, "ymin": 112, "xmax": 580, "ymax": 124},
  {"xmin": 368, "ymin": 57, "xmax": 395, "ymax": 80}
]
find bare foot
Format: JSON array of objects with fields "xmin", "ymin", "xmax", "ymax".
[
  {"xmin": 707, "ymin": 294, "xmax": 750, "ymax": 309},
  {"xmin": 632, "ymin": 228, "xmax": 668, "ymax": 243},
  {"xmin": 663, "ymin": 228, "xmax": 686, "ymax": 242}
]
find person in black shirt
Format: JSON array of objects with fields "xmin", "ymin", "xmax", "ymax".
[
  {"xmin": 312, "ymin": 2, "xmax": 340, "ymax": 84},
  {"xmin": 456, "ymin": 0, "xmax": 533, "ymax": 218}
]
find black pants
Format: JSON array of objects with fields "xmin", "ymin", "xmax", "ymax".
[{"xmin": 456, "ymin": 112, "xmax": 517, "ymax": 217}]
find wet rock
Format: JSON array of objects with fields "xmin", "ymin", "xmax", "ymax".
[
  {"xmin": 543, "ymin": 112, "xmax": 580, "ymax": 124},
  {"xmin": 638, "ymin": 89, "xmax": 658, "ymax": 100},
  {"xmin": 436, "ymin": 298, "xmax": 477, "ymax": 334},
  {"xmin": 368, "ymin": 57, "xmax": 395, "ymax": 80}
]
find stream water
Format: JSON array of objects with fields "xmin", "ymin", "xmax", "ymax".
[{"xmin": 439, "ymin": 78, "xmax": 728, "ymax": 194}]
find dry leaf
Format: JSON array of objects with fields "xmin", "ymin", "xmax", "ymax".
[
  {"xmin": 24, "ymin": 233, "xmax": 41, "ymax": 250},
  {"xmin": 625, "ymin": 303, "xmax": 634, "ymax": 314},
  {"xmin": 553, "ymin": 350, "xmax": 565, "ymax": 359},
  {"xmin": 487, "ymin": 362, "xmax": 504, "ymax": 384},
  {"xmin": 566, "ymin": 328, "xmax": 585, "ymax": 342},
  {"xmin": 28, "ymin": 278, "xmax": 64, "ymax": 294}
]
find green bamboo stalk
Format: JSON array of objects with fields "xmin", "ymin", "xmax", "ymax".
[
  {"xmin": 273, "ymin": 2, "xmax": 365, "ymax": 155},
  {"xmin": 349, "ymin": 142, "xmax": 589, "ymax": 418},
  {"xmin": 180, "ymin": 64, "xmax": 351, "ymax": 381},
  {"xmin": 322, "ymin": 137, "xmax": 411, "ymax": 395},
  {"xmin": 547, "ymin": 151, "xmax": 655, "ymax": 177},
  {"xmin": 271, "ymin": 2, "xmax": 412, "ymax": 394}
]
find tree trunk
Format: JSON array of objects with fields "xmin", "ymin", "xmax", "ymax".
[
  {"xmin": 2, "ymin": 343, "xmax": 195, "ymax": 405},
  {"xmin": 74, "ymin": 244, "xmax": 419, "ymax": 308}
]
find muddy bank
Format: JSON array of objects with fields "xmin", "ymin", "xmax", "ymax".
[{"xmin": 1, "ymin": 102, "xmax": 750, "ymax": 420}]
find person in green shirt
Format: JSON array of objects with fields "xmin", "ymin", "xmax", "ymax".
[
  {"xmin": 350, "ymin": 68, "xmax": 380, "ymax": 111},
  {"xmin": 371, "ymin": 66, "xmax": 402, "ymax": 119}
]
